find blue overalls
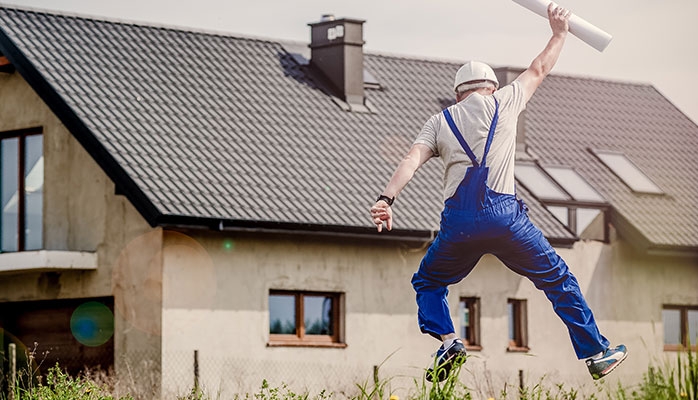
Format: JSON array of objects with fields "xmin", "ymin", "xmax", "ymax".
[{"xmin": 411, "ymin": 99, "xmax": 610, "ymax": 359}]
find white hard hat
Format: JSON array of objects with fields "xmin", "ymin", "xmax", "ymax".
[{"xmin": 453, "ymin": 61, "xmax": 499, "ymax": 92}]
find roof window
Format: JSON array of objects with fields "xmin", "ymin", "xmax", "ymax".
[
  {"xmin": 515, "ymin": 162, "xmax": 609, "ymax": 241},
  {"xmin": 591, "ymin": 150, "xmax": 663, "ymax": 194},
  {"xmin": 542, "ymin": 166, "xmax": 605, "ymax": 203},
  {"xmin": 515, "ymin": 164, "xmax": 570, "ymax": 201}
]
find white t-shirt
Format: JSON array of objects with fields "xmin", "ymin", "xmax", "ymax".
[{"xmin": 414, "ymin": 80, "xmax": 527, "ymax": 200}]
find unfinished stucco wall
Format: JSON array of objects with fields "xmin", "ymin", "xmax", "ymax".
[
  {"xmin": 159, "ymin": 230, "xmax": 591, "ymax": 396},
  {"xmin": 0, "ymin": 72, "xmax": 162, "ymax": 393},
  {"xmin": 160, "ymin": 225, "xmax": 698, "ymax": 397}
]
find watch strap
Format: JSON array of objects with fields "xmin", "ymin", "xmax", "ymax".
[{"xmin": 376, "ymin": 195, "xmax": 395, "ymax": 206}]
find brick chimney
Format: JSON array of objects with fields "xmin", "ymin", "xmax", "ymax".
[{"xmin": 308, "ymin": 15, "xmax": 366, "ymax": 106}]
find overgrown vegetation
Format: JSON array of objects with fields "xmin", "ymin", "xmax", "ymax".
[
  {"xmin": 4, "ymin": 364, "xmax": 133, "ymax": 400},
  {"xmin": 1, "ymin": 347, "xmax": 696, "ymax": 400}
]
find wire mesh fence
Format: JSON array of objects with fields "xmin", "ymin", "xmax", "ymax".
[
  {"xmin": 1, "ymin": 345, "xmax": 430, "ymax": 399},
  {"xmin": 158, "ymin": 350, "xmax": 426, "ymax": 399},
  {"xmin": 2, "ymin": 346, "xmax": 582, "ymax": 399}
]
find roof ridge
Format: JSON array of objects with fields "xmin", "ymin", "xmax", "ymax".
[
  {"xmin": 547, "ymin": 70, "xmax": 653, "ymax": 87},
  {"xmin": 0, "ymin": 3, "xmax": 283, "ymax": 45},
  {"xmin": 0, "ymin": 4, "xmax": 655, "ymax": 88}
]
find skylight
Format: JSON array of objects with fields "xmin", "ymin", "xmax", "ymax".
[
  {"xmin": 514, "ymin": 164, "xmax": 570, "ymax": 201},
  {"xmin": 515, "ymin": 162, "xmax": 609, "ymax": 241},
  {"xmin": 543, "ymin": 166, "xmax": 605, "ymax": 202},
  {"xmin": 592, "ymin": 150, "xmax": 663, "ymax": 194},
  {"xmin": 363, "ymin": 69, "xmax": 382, "ymax": 89}
]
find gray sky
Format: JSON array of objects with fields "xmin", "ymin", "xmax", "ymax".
[{"xmin": 3, "ymin": 0, "xmax": 698, "ymax": 124}]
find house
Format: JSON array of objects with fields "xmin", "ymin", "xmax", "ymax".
[{"xmin": 0, "ymin": 5, "xmax": 696, "ymax": 398}]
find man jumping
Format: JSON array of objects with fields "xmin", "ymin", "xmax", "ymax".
[{"xmin": 370, "ymin": 3, "xmax": 627, "ymax": 382}]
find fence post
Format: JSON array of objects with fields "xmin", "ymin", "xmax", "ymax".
[
  {"xmin": 193, "ymin": 350, "xmax": 199, "ymax": 392},
  {"xmin": 8, "ymin": 343, "xmax": 16, "ymax": 400},
  {"xmin": 373, "ymin": 364, "xmax": 379, "ymax": 387}
]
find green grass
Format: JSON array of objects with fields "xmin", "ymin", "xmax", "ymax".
[{"xmin": 2, "ymin": 347, "xmax": 696, "ymax": 400}]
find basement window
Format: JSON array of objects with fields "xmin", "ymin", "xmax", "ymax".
[
  {"xmin": 268, "ymin": 290, "xmax": 345, "ymax": 347},
  {"xmin": 591, "ymin": 150, "xmax": 663, "ymax": 194}
]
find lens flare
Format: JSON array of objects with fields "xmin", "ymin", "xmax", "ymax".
[
  {"xmin": 70, "ymin": 301, "xmax": 114, "ymax": 347},
  {"xmin": 223, "ymin": 239, "xmax": 235, "ymax": 251}
]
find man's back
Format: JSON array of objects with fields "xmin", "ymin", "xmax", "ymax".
[{"xmin": 414, "ymin": 80, "xmax": 527, "ymax": 199}]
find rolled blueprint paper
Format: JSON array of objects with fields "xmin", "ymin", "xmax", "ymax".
[{"xmin": 512, "ymin": 0, "xmax": 613, "ymax": 52}]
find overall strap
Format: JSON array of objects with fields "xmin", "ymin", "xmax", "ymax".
[
  {"xmin": 443, "ymin": 108, "xmax": 479, "ymax": 167},
  {"xmin": 480, "ymin": 98, "xmax": 499, "ymax": 167},
  {"xmin": 442, "ymin": 97, "xmax": 500, "ymax": 168}
]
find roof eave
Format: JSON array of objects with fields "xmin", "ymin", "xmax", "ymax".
[
  {"xmin": 156, "ymin": 214, "xmax": 437, "ymax": 244},
  {"xmin": 0, "ymin": 27, "xmax": 162, "ymax": 227},
  {"xmin": 155, "ymin": 213, "xmax": 581, "ymax": 248},
  {"xmin": 611, "ymin": 210, "xmax": 697, "ymax": 257}
]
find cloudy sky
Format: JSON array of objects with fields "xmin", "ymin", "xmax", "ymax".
[{"xmin": 3, "ymin": 0, "xmax": 697, "ymax": 123}]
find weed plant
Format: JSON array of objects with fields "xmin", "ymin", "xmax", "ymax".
[
  {"xmin": 4, "ymin": 364, "xmax": 133, "ymax": 400},
  {"xmin": 620, "ymin": 345, "xmax": 697, "ymax": 400},
  {"xmin": 2, "ymin": 346, "xmax": 696, "ymax": 400}
]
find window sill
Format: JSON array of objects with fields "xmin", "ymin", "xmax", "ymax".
[
  {"xmin": 507, "ymin": 346, "xmax": 530, "ymax": 353},
  {"xmin": 465, "ymin": 345, "xmax": 482, "ymax": 352},
  {"xmin": 0, "ymin": 250, "xmax": 98, "ymax": 274},
  {"xmin": 664, "ymin": 345, "xmax": 698, "ymax": 352},
  {"xmin": 267, "ymin": 341, "xmax": 347, "ymax": 348}
]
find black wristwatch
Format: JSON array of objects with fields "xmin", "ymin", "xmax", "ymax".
[{"xmin": 376, "ymin": 194, "xmax": 395, "ymax": 206}]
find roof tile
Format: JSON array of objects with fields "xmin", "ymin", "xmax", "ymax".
[{"xmin": 1, "ymin": 6, "xmax": 694, "ymax": 247}]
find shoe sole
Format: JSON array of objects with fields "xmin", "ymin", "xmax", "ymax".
[{"xmin": 594, "ymin": 351, "xmax": 628, "ymax": 380}]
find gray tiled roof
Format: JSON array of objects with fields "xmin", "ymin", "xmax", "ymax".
[
  {"xmin": 2, "ymin": 6, "xmax": 694, "ymax": 250},
  {"xmin": 526, "ymin": 76, "xmax": 698, "ymax": 251}
]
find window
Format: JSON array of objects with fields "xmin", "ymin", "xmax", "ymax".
[
  {"xmin": 543, "ymin": 166, "xmax": 605, "ymax": 203},
  {"xmin": 515, "ymin": 162, "xmax": 608, "ymax": 239},
  {"xmin": 1, "ymin": 128, "xmax": 43, "ymax": 252},
  {"xmin": 268, "ymin": 290, "xmax": 344, "ymax": 347},
  {"xmin": 663, "ymin": 305, "xmax": 698, "ymax": 350},
  {"xmin": 591, "ymin": 150, "xmax": 663, "ymax": 194},
  {"xmin": 546, "ymin": 206, "xmax": 604, "ymax": 236},
  {"xmin": 458, "ymin": 297, "xmax": 481, "ymax": 349},
  {"xmin": 507, "ymin": 299, "xmax": 528, "ymax": 351},
  {"xmin": 515, "ymin": 164, "xmax": 570, "ymax": 201}
]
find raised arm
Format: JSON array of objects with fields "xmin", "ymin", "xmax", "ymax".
[
  {"xmin": 516, "ymin": 3, "xmax": 571, "ymax": 102},
  {"xmin": 370, "ymin": 143, "xmax": 434, "ymax": 232}
]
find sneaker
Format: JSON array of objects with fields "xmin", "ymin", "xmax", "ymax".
[
  {"xmin": 586, "ymin": 344, "xmax": 628, "ymax": 380},
  {"xmin": 426, "ymin": 339, "xmax": 467, "ymax": 382}
]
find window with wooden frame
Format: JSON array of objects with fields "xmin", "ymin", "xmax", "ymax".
[
  {"xmin": 1, "ymin": 127, "xmax": 43, "ymax": 252},
  {"xmin": 663, "ymin": 305, "xmax": 698, "ymax": 351},
  {"xmin": 458, "ymin": 297, "xmax": 481, "ymax": 350},
  {"xmin": 268, "ymin": 290, "xmax": 345, "ymax": 347},
  {"xmin": 507, "ymin": 299, "xmax": 529, "ymax": 352}
]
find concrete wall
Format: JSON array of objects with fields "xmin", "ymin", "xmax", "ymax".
[
  {"xmin": 161, "ymin": 227, "xmax": 698, "ymax": 398},
  {"xmin": 3, "ymin": 70, "xmax": 697, "ymax": 399},
  {"xmin": 0, "ymin": 72, "xmax": 162, "ymax": 394}
]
